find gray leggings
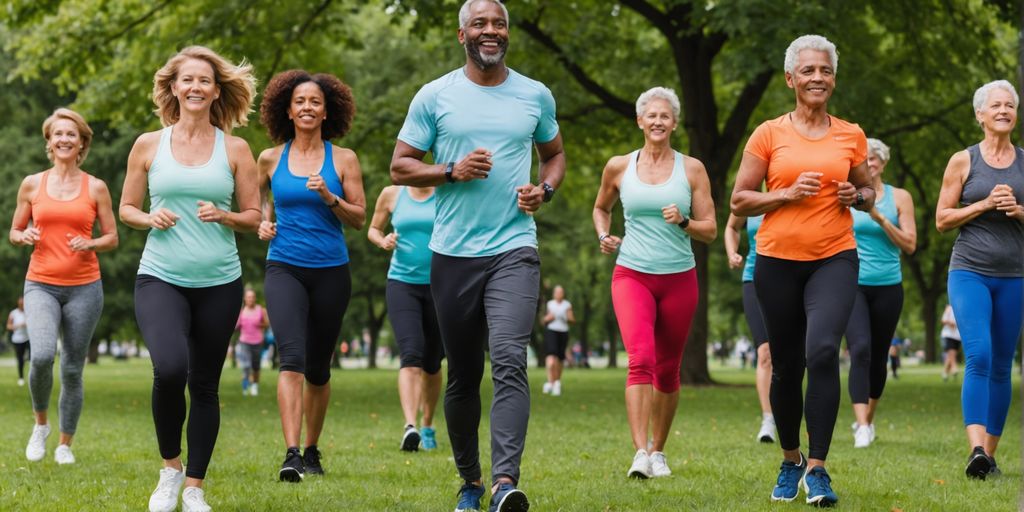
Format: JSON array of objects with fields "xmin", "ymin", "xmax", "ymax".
[{"xmin": 24, "ymin": 279, "xmax": 104, "ymax": 435}]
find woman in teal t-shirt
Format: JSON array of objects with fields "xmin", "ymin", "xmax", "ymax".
[
  {"xmin": 368, "ymin": 185, "xmax": 443, "ymax": 453},
  {"xmin": 120, "ymin": 46, "xmax": 260, "ymax": 512},
  {"xmin": 844, "ymin": 138, "xmax": 916, "ymax": 449}
]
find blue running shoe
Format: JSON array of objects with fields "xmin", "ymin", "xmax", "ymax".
[
  {"xmin": 454, "ymin": 482, "xmax": 484, "ymax": 512},
  {"xmin": 801, "ymin": 466, "xmax": 838, "ymax": 507},
  {"xmin": 488, "ymin": 482, "xmax": 529, "ymax": 512},
  {"xmin": 770, "ymin": 453, "xmax": 806, "ymax": 502},
  {"xmin": 421, "ymin": 426, "xmax": 438, "ymax": 450}
]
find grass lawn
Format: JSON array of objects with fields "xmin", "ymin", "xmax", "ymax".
[{"xmin": 0, "ymin": 358, "xmax": 1018, "ymax": 511}]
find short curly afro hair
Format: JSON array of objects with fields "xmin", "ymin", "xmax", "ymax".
[{"xmin": 260, "ymin": 70, "xmax": 355, "ymax": 144}]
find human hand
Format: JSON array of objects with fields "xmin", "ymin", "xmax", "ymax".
[
  {"xmin": 258, "ymin": 221, "xmax": 277, "ymax": 241},
  {"xmin": 516, "ymin": 183, "xmax": 544, "ymax": 212},
  {"xmin": 452, "ymin": 149, "xmax": 493, "ymax": 182},
  {"xmin": 149, "ymin": 208, "xmax": 180, "ymax": 230},
  {"xmin": 197, "ymin": 201, "xmax": 225, "ymax": 223}
]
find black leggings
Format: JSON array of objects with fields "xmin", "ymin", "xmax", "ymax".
[
  {"xmin": 135, "ymin": 275, "xmax": 242, "ymax": 480},
  {"xmin": 754, "ymin": 250, "xmax": 858, "ymax": 461},
  {"xmin": 14, "ymin": 342, "xmax": 29, "ymax": 379},
  {"xmin": 845, "ymin": 284, "xmax": 904, "ymax": 404},
  {"xmin": 264, "ymin": 262, "xmax": 350, "ymax": 386},
  {"xmin": 386, "ymin": 280, "xmax": 443, "ymax": 374}
]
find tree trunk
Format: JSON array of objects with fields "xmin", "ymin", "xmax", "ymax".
[
  {"xmin": 921, "ymin": 292, "xmax": 940, "ymax": 363},
  {"xmin": 606, "ymin": 301, "xmax": 618, "ymax": 368},
  {"xmin": 88, "ymin": 338, "xmax": 99, "ymax": 364},
  {"xmin": 579, "ymin": 287, "xmax": 593, "ymax": 368},
  {"xmin": 680, "ymin": 242, "xmax": 713, "ymax": 385},
  {"xmin": 365, "ymin": 289, "xmax": 387, "ymax": 369}
]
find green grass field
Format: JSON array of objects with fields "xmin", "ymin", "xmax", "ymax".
[{"xmin": 0, "ymin": 358, "xmax": 1018, "ymax": 511}]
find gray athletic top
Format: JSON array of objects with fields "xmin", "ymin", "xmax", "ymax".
[{"xmin": 949, "ymin": 144, "xmax": 1024, "ymax": 277}]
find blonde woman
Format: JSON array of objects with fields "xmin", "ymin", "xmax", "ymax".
[{"xmin": 119, "ymin": 46, "xmax": 260, "ymax": 512}]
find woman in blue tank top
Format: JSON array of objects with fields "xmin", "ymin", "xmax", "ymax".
[
  {"xmin": 843, "ymin": 138, "xmax": 916, "ymax": 449},
  {"xmin": 937, "ymin": 80, "xmax": 1024, "ymax": 479},
  {"xmin": 368, "ymin": 185, "xmax": 443, "ymax": 452},
  {"xmin": 119, "ymin": 46, "xmax": 260, "ymax": 512},
  {"xmin": 256, "ymin": 69, "xmax": 366, "ymax": 483},
  {"xmin": 593, "ymin": 87, "xmax": 717, "ymax": 479},
  {"xmin": 724, "ymin": 213, "xmax": 776, "ymax": 444}
]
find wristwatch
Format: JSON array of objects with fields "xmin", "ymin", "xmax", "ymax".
[
  {"xmin": 444, "ymin": 162, "xmax": 455, "ymax": 183},
  {"xmin": 854, "ymin": 191, "xmax": 865, "ymax": 206},
  {"xmin": 541, "ymin": 182, "xmax": 556, "ymax": 203},
  {"xmin": 678, "ymin": 216, "xmax": 690, "ymax": 229}
]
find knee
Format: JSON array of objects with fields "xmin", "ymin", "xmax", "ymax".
[
  {"xmin": 304, "ymin": 362, "xmax": 331, "ymax": 386},
  {"xmin": 847, "ymin": 343, "xmax": 870, "ymax": 367},
  {"xmin": 757, "ymin": 345, "xmax": 772, "ymax": 369},
  {"xmin": 627, "ymin": 354, "xmax": 655, "ymax": 386},
  {"xmin": 61, "ymin": 365, "xmax": 84, "ymax": 387},
  {"xmin": 964, "ymin": 351, "xmax": 992, "ymax": 375},
  {"xmin": 806, "ymin": 344, "xmax": 839, "ymax": 373},
  {"xmin": 152, "ymin": 363, "xmax": 188, "ymax": 392},
  {"xmin": 399, "ymin": 351, "xmax": 423, "ymax": 370},
  {"xmin": 653, "ymin": 367, "xmax": 681, "ymax": 393},
  {"xmin": 31, "ymin": 352, "xmax": 56, "ymax": 369}
]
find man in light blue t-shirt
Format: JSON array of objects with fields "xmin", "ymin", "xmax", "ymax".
[{"xmin": 390, "ymin": 1, "xmax": 565, "ymax": 510}]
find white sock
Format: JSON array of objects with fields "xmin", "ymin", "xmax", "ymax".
[{"xmin": 762, "ymin": 412, "xmax": 774, "ymax": 422}]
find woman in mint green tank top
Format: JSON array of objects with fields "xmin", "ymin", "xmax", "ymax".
[
  {"xmin": 844, "ymin": 138, "xmax": 916, "ymax": 449},
  {"xmin": 368, "ymin": 185, "xmax": 444, "ymax": 452},
  {"xmin": 593, "ymin": 87, "xmax": 717, "ymax": 479},
  {"xmin": 119, "ymin": 46, "xmax": 260, "ymax": 512}
]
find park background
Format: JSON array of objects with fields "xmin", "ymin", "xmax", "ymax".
[{"xmin": 0, "ymin": 1, "xmax": 1021, "ymax": 510}]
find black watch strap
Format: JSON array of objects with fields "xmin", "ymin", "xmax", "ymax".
[
  {"xmin": 541, "ymin": 182, "xmax": 555, "ymax": 203},
  {"xmin": 855, "ymin": 191, "xmax": 865, "ymax": 206},
  {"xmin": 444, "ymin": 162, "xmax": 455, "ymax": 183},
  {"xmin": 678, "ymin": 216, "xmax": 690, "ymax": 230}
]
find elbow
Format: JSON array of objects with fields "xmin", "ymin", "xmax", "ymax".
[
  {"xmin": 389, "ymin": 162, "xmax": 406, "ymax": 186},
  {"xmin": 935, "ymin": 216, "xmax": 952, "ymax": 233}
]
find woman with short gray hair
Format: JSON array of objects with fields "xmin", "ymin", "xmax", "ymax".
[{"xmin": 936, "ymin": 79, "xmax": 1024, "ymax": 480}]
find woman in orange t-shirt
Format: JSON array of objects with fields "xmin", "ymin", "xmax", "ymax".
[
  {"xmin": 731, "ymin": 35, "xmax": 875, "ymax": 507},
  {"xmin": 8, "ymin": 108, "xmax": 118, "ymax": 466}
]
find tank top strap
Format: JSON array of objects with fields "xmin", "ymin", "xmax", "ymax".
[
  {"xmin": 34, "ymin": 171, "xmax": 50, "ymax": 202},
  {"xmin": 321, "ymin": 140, "xmax": 344, "ymax": 198},
  {"xmin": 623, "ymin": 150, "xmax": 640, "ymax": 184},
  {"xmin": 79, "ymin": 170, "xmax": 92, "ymax": 201}
]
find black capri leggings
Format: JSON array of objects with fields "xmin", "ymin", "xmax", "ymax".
[
  {"xmin": 845, "ymin": 284, "xmax": 904, "ymax": 404},
  {"xmin": 135, "ymin": 275, "xmax": 243, "ymax": 480},
  {"xmin": 754, "ymin": 250, "xmax": 858, "ymax": 461},
  {"xmin": 386, "ymin": 279, "xmax": 443, "ymax": 374},
  {"xmin": 741, "ymin": 281, "xmax": 769, "ymax": 346},
  {"xmin": 264, "ymin": 262, "xmax": 350, "ymax": 386},
  {"xmin": 240, "ymin": 343, "xmax": 263, "ymax": 373}
]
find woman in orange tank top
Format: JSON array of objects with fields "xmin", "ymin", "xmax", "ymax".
[
  {"xmin": 730, "ymin": 35, "xmax": 875, "ymax": 506},
  {"xmin": 8, "ymin": 108, "xmax": 118, "ymax": 466}
]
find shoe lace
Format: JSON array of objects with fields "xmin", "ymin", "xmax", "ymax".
[
  {"xmin": 29, "ymin": 428, "xmax": 47, "ymax": 444},
  {"xmin": 155, "ymin": 470, "xmax": 179, "ymax": 498},
  {"xmin": 776, "ymin": 461, "xmax": 803, "ymax": 486},
  {"xmin": 457, "ymin": 483, "xmax": 483, "ymax": 506},
  {"xmin": 806, "ymin": 469, "xmax": 832, "ymax": 494},
  {"xmin": 305, "ymin": 447, "xmax": 321, "ymax": 466}
]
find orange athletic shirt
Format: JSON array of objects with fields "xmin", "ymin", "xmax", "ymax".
[
  {"xmin": 25, "ymin": 171, "xmax": 101, "ymax": 286},
  {"xmin": 744, "ymin": 114, "xmax": 867, "ymax": 261}
]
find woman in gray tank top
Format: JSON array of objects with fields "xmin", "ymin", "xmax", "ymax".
[{"xmin": 936, "ymin": 79, "xmax": 1024, "ymax": 480}]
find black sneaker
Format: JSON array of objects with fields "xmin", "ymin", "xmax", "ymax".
[
  {"xmin": 988, "ymin": 456, "xmax": 1001, "ymax": 477},
  {"xmin": 279, "ymin": 447, "xmax": 305, "ymax": 482},
  {"xmin": 304, "ymin": 445, "xmax": 324, "ymax": 475},
  {"xmin": 965, "ymin": 446, "xmax": 992, "ymax": 480},
  {"xmin": 401, "ymin": 425, "xmax": 421, "ymax": 452}
]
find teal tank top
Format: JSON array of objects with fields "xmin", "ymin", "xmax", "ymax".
[
  {"xmin": 138, "ymin": 126, "xmax": 241, "ymax": 287},
  {"xmin": 387, "ymin": 187, "xmax": 435, "ymax": 285},
  {"xmin": 852, "ymin": 183, "xmax": 902, "ymax": 286},
  {"xmin": 741, "ymin": 214, "xmax": 763, "ymax": 282},
  {"xmin": 616, "ymin": 150, "xmax": 694, "ymax": 274}
]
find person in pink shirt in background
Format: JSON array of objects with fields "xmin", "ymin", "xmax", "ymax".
[{"xmin": 236, "ymin": 287, "xmax": 269, "ymax": 396}]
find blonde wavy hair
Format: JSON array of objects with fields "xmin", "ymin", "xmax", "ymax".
[
  {"xmin": 152, "ymin": 46, "xmax": 256, "ymax": 132},
  {"xmin": 42, "ymin": 107, "xmax": 93, "ymax": 165}
]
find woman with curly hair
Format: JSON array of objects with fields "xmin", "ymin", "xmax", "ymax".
[
  {"xmin": 119, "ymin": 46, "xmax": 260, "ymax": 512},
  {"xmin": 256, "ymin": 69, "xmax": 365, "ymax": 482}
]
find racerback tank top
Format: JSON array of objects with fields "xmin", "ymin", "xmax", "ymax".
[{"xmin": 26, "ymin": 171, "xmax": 101, "ymax": 286}]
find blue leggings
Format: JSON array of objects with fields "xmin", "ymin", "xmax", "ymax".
[{"xmin": 947, "ymin": 270, "xmax": 1022, "ymax": 436}]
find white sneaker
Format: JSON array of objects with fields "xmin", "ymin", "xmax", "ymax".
[
  {"xmin": 627, "ymin": 449, "xmax": 652, "ymax": 479},
  {"xmin": 853, "ymin": 424, "xmax": 872, "ymax": 448},
  {"xmin": 869, "ymin": 423, "xmax": 876, "ymax": 443},
  {"xmin": 649, "ymin": 451, "xmax": 672, "ymax": 477},
  {"xmin": 25, "ymin": 423, "xmax": 50, "ymax": 461},
  {"xmin": 182, "ymin": 486, "xmax": 212, "ymax": 512},
  {"xmin": 542, "ymin": 382, "xmax": 552, "ymax": 394},
  {"xmin": 54, "ymin": 444, "xmax": 75, "ymax": 464},
  {"xmin": 551, "ymin": 380, "xmax": 562, "ymax": 397},
  {"xmin": 757, "ymin": 417, "xmax": 776, "ymax": 443},
  {"xmin": 17, "ymin": 378, "xmax": 24, "ymax": 386},
  {"xmin": 149, "ymin": 467, "xmax": 185, "ymax": 512},
  {"xmin": 250, "ymin": 383, "xmax": 259, "ymax": 396}
]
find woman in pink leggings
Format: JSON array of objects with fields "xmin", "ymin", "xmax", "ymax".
[{"xmin": 593, "ymin": 87, "xmax": 717, "ymax": 479}]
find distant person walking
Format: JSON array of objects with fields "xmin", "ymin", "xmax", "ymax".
[
  {"xmin": 235, "ymin": 287, "xmax": 268, "ymax": 396},
  {"xmin": 369, "ymin": 184, "xmax": 443, "ymax": 452},
  {"xmin": 541, "ymin": 285, "xmax": 574, "ymax": 397},
  {"xmin": 940, "ymin": 304, "xmax": 961, "ymax": 381},
  {"xmin": 9, "ymin": 108, "xmax": 118, "ymax": 466},
  {"xmin": 7, "ymin": 296, "xmax": 29, "ymax": 386},
  {"xmin": 936, "ymin": 79, "xmax": 1024, "ymax": 480}
]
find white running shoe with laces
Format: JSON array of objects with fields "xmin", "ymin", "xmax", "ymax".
[
  {"xmin": 650, "ymin": 451, "xmax": 672, "ymax": 477},
  {"xmin": 25, "ymin": 423, "xmax": 50, "ymax": 461},
  {"xmin": 54, "ymin": 444, "xmax": 75, "ymax": 464},
  {"xmin": 182, "ymin": 486, "xmax": 212, "ymax": 512},
  {"xmin": 757, "ymin": 417, "xmax": 776, "ymax": 443},
  {"xmin": 149, "ymin": 466, "xmax": 185, "ymax": 512},
  {"xmin": 542, "ymin": 381, "xmax": 552, "ymax": 394},
  {"xmin": 551, "ymin": 380, "xmax": 562, "ymax": 396},
  {"xmin": 627, "ymin": 449, "xmax": 652, "ymax": 479},
  {"xmin": 854, "ymin": 424, "xmax": 872, "ymax": 448}
]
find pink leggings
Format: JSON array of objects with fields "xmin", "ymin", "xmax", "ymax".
[{"xmin": 611, "ymin": 265, "xmax": 698, "ymax": 392}]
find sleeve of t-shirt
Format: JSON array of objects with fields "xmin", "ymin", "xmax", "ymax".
[
  {"xmin": 534, "ymin": 86, "xmax": 559, "ymax": 144},
  {"xmin": 397, "ymin": 85, "xmax": 438, "ymax": 153},
  {"xmin": 852, "ymin": 126, "xmax": 868, "ymax": 166},
  {"xmin": 743, "ymin": 122, "xmax": 772, "ymax": 162}
]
